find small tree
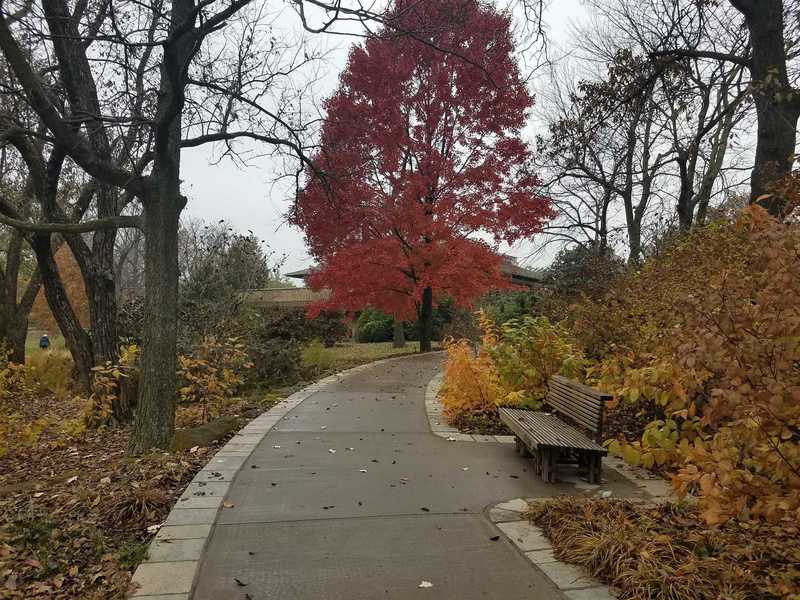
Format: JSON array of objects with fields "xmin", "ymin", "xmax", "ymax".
[{"xmin": 293, "ymin": 0, "xmax": 553, "ymax": 351}]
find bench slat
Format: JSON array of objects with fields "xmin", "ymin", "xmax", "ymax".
[
  {"xmin": 549, "ymin": 379, "xmax": 607, "ymax": 408},
  {"xmin": 546, "ymin": 389, "xmax": 602, "ymax": 432},
  {"xmin": 548, "ymin": 383, "xmax": 605, "ymax": 409},
  {"xmin": 551, "ymin": 375, "xmax": 611, "ymax": 400},
  {"xmin": 499, "ymin": 408, "xmax": 606, "ymax": 453}
]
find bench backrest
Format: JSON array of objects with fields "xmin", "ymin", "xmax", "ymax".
[{"xmin": 545, "ymin": 375, "xmax": 611, "ymax": 441}]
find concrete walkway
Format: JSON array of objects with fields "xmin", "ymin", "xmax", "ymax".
[{"xmin": 192, "ymin": 354, "xmax": 605, "ymax": 599}]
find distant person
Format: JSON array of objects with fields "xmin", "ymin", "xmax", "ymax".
[{"xmin": 39, "ymin": 333, "xmax": 51, "ymax": 351}]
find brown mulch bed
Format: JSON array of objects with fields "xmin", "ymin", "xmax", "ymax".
[
  {"xmin": 602, "ymin": 399, "xmax": 665, "ymax": 442},
  {"xmin": 447, "ymin": 410, "xmax": 512, "ymax": 436},
  {"xmin": 527, "ymin": 496, "xmax": 800, "ymax": 600},
  {"xmin": 0, "ymin": 392, "xmax": 278, "ymax": 599}
]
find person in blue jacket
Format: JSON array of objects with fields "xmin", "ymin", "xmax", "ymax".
[{"xmin": 39, "ymin": 333, "xmax": 51, "ymax": 351}]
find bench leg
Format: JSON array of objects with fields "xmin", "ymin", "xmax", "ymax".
[
  {"xmin": 531, "ymin": 447, "xmax": 541, "ymax": 475},
  {"xmin": 540, "ymin": 448, "xmax": 554, "ymax": 483},
  {"xmin": 515, "ymin": 437, "xmax": 531, "ymax": 457},
  {"xmin": 588, "ymin": 454, "xmax": 602, "ymax": 485}
]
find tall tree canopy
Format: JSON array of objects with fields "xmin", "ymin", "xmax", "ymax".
[{"xmin": 293, "ymin": 0, "xmax": 553, "ymax": 351}]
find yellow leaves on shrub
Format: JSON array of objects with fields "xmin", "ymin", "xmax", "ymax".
[
  {"xmin": 0, "ymin": 353, "xmax": 54, "ymax": 456},
  {"xmin": 582, "ymin": 206, "xmax": 800, "ymax": 526},
  {"xmin": 177, "ymin": 337, "xmax": 252, "ymax": 423},
  {"xmin": 489, "ymin": 315, "xmax": 586, "ymax": 406},
  {"xmin": 440, "ymin": 338, "xmax": 504, "ymax": 423},
  {"xmin": 83, "ymin": 344, "xmax": 140, "ymax": 428}
]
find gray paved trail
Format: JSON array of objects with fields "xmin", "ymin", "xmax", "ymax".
[{"xmin": 192, "ymin": 354, "xmax": 572, "ymax": 600}]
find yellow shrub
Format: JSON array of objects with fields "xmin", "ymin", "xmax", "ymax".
[
  {"xmin": 440, "ymin": 337, "xmax": 504, "ymax": 423},
  {"xmin": 177, "ymin": 337, "xmax": 252, "ymax": 423},
  {"xmin": 24, "ymin": 351, "xmax": 74, "ymax": 399},
  {"xmin": 575, "ymin": 208, "xmax": 800, "ymax": 526},
  {"xmin": 83, "ymin": 344, "xmax": 140, "ymax": 428}
]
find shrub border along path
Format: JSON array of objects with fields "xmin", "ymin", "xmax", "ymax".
[
  {"xmin": 424, "ymin": 371, "xmax": 517, "ymax": 443},
  {"xmin": 426, "ymin": 373, "xmax": 679, "ymax": 600},
  {"xmin": 128, "ymin": 357, "xmax": 422, "ymax": 599},
  {"xmin": 488, "ymin": 498, "xmax": 618, "ymax": 599}
]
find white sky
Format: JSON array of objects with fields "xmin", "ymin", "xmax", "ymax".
[{"xmin": 181, "ymin": 0, "xmax": 586, "ymax": 276}]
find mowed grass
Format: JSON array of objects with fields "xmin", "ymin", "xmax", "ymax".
[
  {"xmin": 302, "ymin": 340, "xmax": 441, "ymax": 374},
  {"xmin": 25, "ymin": 329, "xmax": 67, "ymax": 358}
]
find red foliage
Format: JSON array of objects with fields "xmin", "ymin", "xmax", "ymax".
[{"xmin": 293, "ymin": 0, "xmax": 554, "ymax": 319}]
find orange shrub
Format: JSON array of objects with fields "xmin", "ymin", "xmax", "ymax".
[
  {"xmin": 575, "ymin": 208, "xmax": 800, "ymax": 525},
  {"xmin": 440, "ymin": 337, "xmax": 504, "ymax": 424}
]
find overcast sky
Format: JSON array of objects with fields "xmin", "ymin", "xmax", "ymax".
[{"xmin": 181, "ymin": 0, "xmax": 586, "ymax": 276}]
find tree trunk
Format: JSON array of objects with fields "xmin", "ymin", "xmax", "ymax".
[
  {"xmin": 8, "ymin": 315, "xmax": 29, "ymax": 364},
  {"xmin": 732, "ymin": 0, "xmax": 800, "ymax": 214},
  {"xmin": 30, "ymin": 234, "xmax": 94, "ymax": 390},
  {"xmin": 392, "ymin": 318, "xmax": 406, "ymax": 348},
  {"xmin": 627, "ymin": 224, "xmax": 642, "ymax": 265},
  {"xmin": 418, "ymin": 287, "xmax": 433, "ymax": 353},
  {"xmin": 114, "ymin": 367, "xmax": 139, "ymax": 426},
  {"xmin": 128, "ymin": 191, "xmax": 182, "ymax": 453}
]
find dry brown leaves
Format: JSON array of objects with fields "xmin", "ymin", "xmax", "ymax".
[
  {"xmin": 527, "ymin": 497, "xmax": 800, "ymax": 600},
  {"xmin": 0, "ymin": 393, "xmax": 217, "ymax": 599}
]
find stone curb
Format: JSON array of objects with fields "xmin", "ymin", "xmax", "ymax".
[
  {"xmin": 424, "ymin": 370, "xmax": 515, "ymax": 444},
  {"xmin": 488, "ymin": 498, "xmax": 619, "ymax": 600},
  {"xmin": 128, "ymin": 351, "xmax": 439, "ymax": 599}
]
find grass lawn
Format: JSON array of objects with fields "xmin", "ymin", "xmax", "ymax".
[
  {"xmin": 25, "ymin": 329, "xmax": 66, "ymax": 357},
  {"xmin": 303, "ymin": 340, "xmax": 440, "ymax": 373}
]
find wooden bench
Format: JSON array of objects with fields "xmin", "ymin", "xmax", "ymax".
[{"xmin": 499, "ymin": 375, "xmax": 611, "ymax": 484}]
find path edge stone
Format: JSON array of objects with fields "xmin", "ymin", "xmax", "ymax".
[
  {"xmin": 128, "ymin": 351, "xmax": 442, "ymax": 598},
  {"xmin": 487, "ymin": 498, "xmax": 620, "ymax": 599},
  {"xmin": 424, "ymin": 370, "xmax": 515, "ymax": 444}
]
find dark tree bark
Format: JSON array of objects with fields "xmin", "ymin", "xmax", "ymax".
[
  {"xmin": 30, "ymin": 233, "xmax": 94, "ymax": 389},
  {"xmin": 0, "ymin": 227, "xmax": 41, "ymax": 363},
  {"xmin": 392, "ymin": 318, "xmax": 406, "ymax": 348},
  {"xmin": 128, "ymin": 189, "xmax": 183, "ymax": 453},
  {"xmin": 418, "ymin": 287, "xmax": 433, "ymax": 353},
  {"xmin": 730, "ymin": 0, "xmax": 800, "ymax": 214},
  {"xmin": 128, "ymin": 0, "xmax": 194, "ymax": 452}
]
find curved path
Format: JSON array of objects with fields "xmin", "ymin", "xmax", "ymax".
[{"xmin": 192, "ymin": 354, "xmax": 588, "ymax": 599}]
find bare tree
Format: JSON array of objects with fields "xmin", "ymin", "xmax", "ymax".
[
  {"xmin": 0, "ymin": 145, "xmax": 40, "ymax": 362},
  {"xmin": 652, "ymin": 0, "xmax": 800, "ymax": 214},
  {"xmin": 534, "ymin": 0, "xmax": 751, "ymax": 264},
  {"xmin": 0, "ymin": 0, "xmax": 548, "ymax": 451}
]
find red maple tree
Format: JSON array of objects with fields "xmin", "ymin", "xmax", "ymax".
[{"xmin": 292, "ymin": 0, "xmax": 554, "ymax": 351}]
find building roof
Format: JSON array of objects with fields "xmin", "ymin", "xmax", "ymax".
[
  {"xmin": 240, "ymin": 287, "xmax": 330, "ymax": 308},
  {"xmin": 285, "ymin": 258, "xmax": 547, "ymax": 287}
]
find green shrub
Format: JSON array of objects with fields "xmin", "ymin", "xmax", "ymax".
[
  {"xmin": 488, "ymin": 315, "xmax": 586, "ymax": 408},
  {"xmin": 248, "ymin": 338, "xmax": 302, "ymax": 384},
  {"xmin": 356, "ymin": 308, "xmax": 394, "ymax": 343}
]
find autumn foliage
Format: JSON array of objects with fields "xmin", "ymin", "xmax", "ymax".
[
  {"xmin": 30, "ymin": 247, "xmax": 89, "ymax": 333},
  {"xmin": 293, "ymin": 0, "xmax": 553, "ymax": 337},
  {"xmin": 443, "ymin": 207, "xmax": 800, "ymax": 532},
  {"xmin": 574, "ymin": 208, "xmax": 800, "ymax": 526}
]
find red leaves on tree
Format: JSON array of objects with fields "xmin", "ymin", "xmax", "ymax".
[{"xmin": 293, "ymin": 0, "xmax": 554, "ymax": 319}]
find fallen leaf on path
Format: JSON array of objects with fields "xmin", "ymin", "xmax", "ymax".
[{"xmin": 223, "ymin": 501, "xmax": 235, "ymax": 508}]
